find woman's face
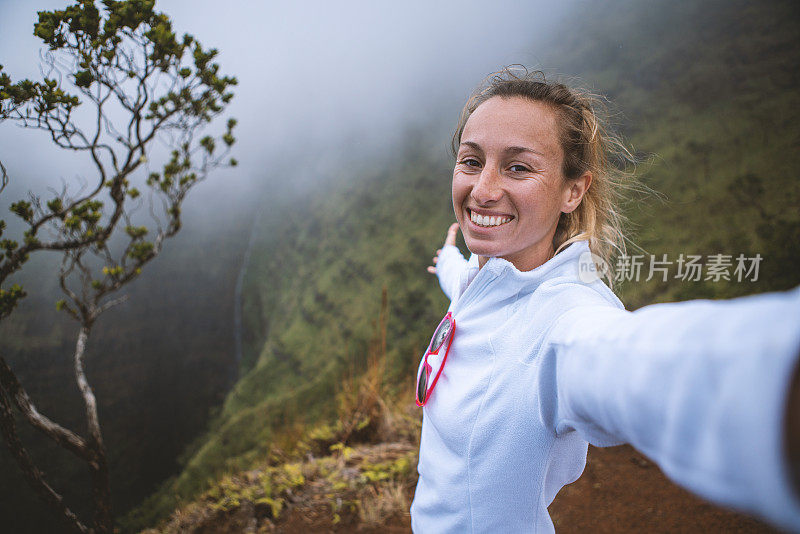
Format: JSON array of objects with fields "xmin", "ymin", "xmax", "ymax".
[{"xmin": 452, "ymin": 96, "xmax": 589, "ymax": 271}]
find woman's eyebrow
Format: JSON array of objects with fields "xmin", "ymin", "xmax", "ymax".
[
  {"xmin": 459, "ymin": 141, "xmax": 483, "ymax": 152},
  {"xmin": 505, "ymin": 146, "xmax": 545, "ymax": 157},
  {"xmin": 459, "ymin": 141, "xmax": 544, "ymax": 158}
]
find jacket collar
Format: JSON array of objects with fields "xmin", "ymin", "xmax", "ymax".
[
  {"xmin": 468, "ymin": 239, "xmax": 588, "ymax": 280},
  {"xmin": 454, "ymin": 239, "xmax": 622, "ymax": 311}
]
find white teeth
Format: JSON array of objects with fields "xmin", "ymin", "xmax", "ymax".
[{"xmin": 470, "ymin": 210, "xmax": 511, "ymax": 227}]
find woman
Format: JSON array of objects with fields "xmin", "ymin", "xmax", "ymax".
[{"xmin": 410, "ymin": 68, "xmax": 800, "ymax": 533}]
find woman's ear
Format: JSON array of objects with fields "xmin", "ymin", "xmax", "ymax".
[{"xmin": 561, "ymin": 172, "xmax": 592, "ymax": 214}]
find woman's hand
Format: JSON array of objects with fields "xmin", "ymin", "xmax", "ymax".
[{"xmin": 427, "ymin": 223, "xmax": 460, "ymax": 274}]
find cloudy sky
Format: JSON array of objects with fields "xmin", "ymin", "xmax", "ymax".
[{"xmin": 0, "ymin": 0, "xmax": 573, "ymax": 207}]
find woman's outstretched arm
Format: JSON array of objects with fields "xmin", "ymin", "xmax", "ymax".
[
  {"xmin": 427, "ymin": 223, "xmax": 467, "ymax": 301},
  {"xmin": 786, "ymin": 355, "xmax": 800, "ymax": 496},
  {"xmin": 545, "ymin": 286, "xmax": 800, "ymax": 531}
]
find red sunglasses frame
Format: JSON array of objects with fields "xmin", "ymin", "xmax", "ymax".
[{"xmin": 416, "ymin": 311, "xmax": 456, "ymax": 407}]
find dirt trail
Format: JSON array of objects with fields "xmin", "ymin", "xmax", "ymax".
[{"xmin": 548, "ymin": 445, "xmax": 776, "ymax": 533}]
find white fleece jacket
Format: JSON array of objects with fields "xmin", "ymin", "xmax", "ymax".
[{"xmin": 410, "ymin": 240, "xmax": 800, "ymax": 533}]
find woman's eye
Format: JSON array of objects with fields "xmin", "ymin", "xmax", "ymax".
[
  {"xmin": 459, "ymin": 158, "xmax": 481, "ymax": 168},
  {"xmin": 509, "ymin": 164, "xmax": 530, "ymax": 173}
]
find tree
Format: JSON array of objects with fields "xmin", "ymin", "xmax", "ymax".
[{"xmin": 0, "ymin": 1, "xmax": 237, "ymax": 532}]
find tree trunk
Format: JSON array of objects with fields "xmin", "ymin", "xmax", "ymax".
[{"xmin": 74, "ymin": 325, "xmax": 113, "ymax": 533}]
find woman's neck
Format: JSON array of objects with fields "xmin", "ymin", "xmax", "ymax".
[{"xmin": 477, "ymin": 243, "xmax": 556, "ymax": 272}]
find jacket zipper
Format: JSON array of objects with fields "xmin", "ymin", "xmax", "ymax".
[{"xmin": 453, "ymin": 267, "xmax": 498, "ymax": 317}]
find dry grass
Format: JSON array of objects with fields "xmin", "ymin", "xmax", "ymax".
[
  {"xmin": 358, "ymin": 480, "xmax": 411, "ymax": 527},
  {"xmin": 144, "ymin": 289, "xmax": 423, "ymax": 533},
  {"xmin": 335, "ymin": 286, "xmax": 408, "ymax": 445}
]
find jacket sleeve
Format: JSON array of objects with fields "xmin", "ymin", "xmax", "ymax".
[
  {"xmin": 435, "ymin": 244, "xmax": 468, "ymax": 302},
  {"xmin": 545, "ymin": 285, "xmax": 800, "ymax": 531}
]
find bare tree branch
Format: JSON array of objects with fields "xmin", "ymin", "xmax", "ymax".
[
  {"xmin": 0, "ymin": 159, "xmax": 7, "ymax": 194},
  {"xmin": 0, "ymin": 356, "xmax": 91, "ymax": 461},
  {"xmin": 97, "ymin": 294, "xmax": 128, "ymax": 315},
  {"xmin": 0, "ymin": 384, "xmax": 90, "ymax": 534}
]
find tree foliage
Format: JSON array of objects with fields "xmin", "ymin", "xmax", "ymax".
[{"xmin": 0, "ymin": 1, "xmax": 237, "ymax": 532}]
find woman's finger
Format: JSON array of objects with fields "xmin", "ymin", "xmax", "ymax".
[
  {"xmin": 445, "ymin": 222, "xmax": 459, "ymax": 246},
  {"xmin": 429, "ymin": 225, "xmax": 458, "ymax": 275}
]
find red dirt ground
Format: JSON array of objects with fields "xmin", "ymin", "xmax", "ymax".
[{"xmin": 548, "ymin": 445, "xmax": 777, "ymax": 533}]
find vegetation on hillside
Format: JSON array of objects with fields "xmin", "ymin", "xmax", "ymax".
[
  {"xmin": 550, "ymin": 0, "xmax": 800, "ymax": 307},
  {"xmin": 140, "ymin": 293, "xmax": 424, "ymax": 532},
  {"xmin": 124, "ymin": 1, "xmax": 800, "ymax": 531}
]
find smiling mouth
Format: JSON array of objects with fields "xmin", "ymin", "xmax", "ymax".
[{"xmin": 468, "ymin": 208, "xmax": 514, "ymax": 228}]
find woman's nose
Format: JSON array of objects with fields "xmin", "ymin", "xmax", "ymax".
[{"xmin": 471, "ymin": 166, "xmax": 503, "ymax": 204}]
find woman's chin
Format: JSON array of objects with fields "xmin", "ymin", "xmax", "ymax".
[{"xmin": 463, "ymin": 238, "xmax": 504, "ymax": 259}]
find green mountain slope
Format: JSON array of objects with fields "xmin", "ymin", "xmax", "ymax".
[
  {"xmin": 545, "ymin": 0, "xmax": 800, "ymax": 306},
  {"xmin": 125, "ymin": 0, "xmax": 800, "ymax": 530}
]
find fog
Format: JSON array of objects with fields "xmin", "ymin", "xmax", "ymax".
[{"xmin": 0, "ymin": 0, "xmax": 573, "ymax": 212}]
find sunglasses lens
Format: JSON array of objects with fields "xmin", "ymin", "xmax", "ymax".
[
  {"xmin": 416, "ymin": 363, "xmax": 428, "ymax": 403},
  {"xmin": 431, "ymin": 319, "xmax": 452, "ymax": 352},
  {"xmin": 416, "ymin": 314, "xmax": 455, "ymax": 406}
]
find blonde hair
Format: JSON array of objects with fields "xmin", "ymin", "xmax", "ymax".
[{"xmin": 452, "ymin": 67, "xmax": 640, "ymax": 279}]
